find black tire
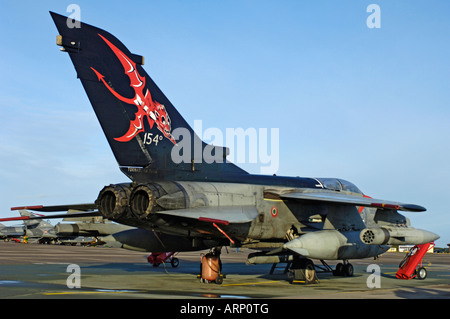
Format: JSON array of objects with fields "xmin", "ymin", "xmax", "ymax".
[
  {"xmin": 304, "ymin": 261, "xmax": 317, "ymax": 283},
  {"xmin": 416, "ymin": 267, "xmax": 427, "ymax": 280},
  {"xmin": 334, "ymin": 263, "xmax": 344, "ymax": 276},
  {"xmin": 293, "ymin": 258, "xmax": 317, "ymax": 284},
  {"xmin": 344, "ymin": 263, "xmax": 354, "ymax": 277},
  {"xmin": 171, "ymin": 257, "xmax": 179, "ymax": 268}
]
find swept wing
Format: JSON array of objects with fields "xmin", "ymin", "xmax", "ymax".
[{"xmin": 265, "ymin": 189, "xmax": 426, "ymax": 212}]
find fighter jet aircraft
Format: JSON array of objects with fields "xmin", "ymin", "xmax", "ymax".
[
  {"xmin": 16, "ymin": 210, "xmax": 94, "ymax": 245},
  {"xmin": 5, "ymin": 208, "xmax": 134, "ymax": 246},
  {"xmin": 2, "ymin": 12, "xmax": 439, "ymax": 283},
  {"xmin": 0, "ymin": 211, "xmax": 58, "ymax": 243},
  {"xmin": 54, "ymin": 213, "xmax": 135, "ymax": 246},
  {"xmin": 55, "ymin": 211, "xmax": 134, "ymax": 238},
  {"xmin": 0, "ymin": 223, "xmax": 25, "ymax": 241},
  {"xmin": 19, "ymin": 210, "xmax": 58, "ymax": 244}
]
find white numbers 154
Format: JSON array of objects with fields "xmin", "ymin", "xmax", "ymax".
[{"xmin": 143, "ymin": 133, "xmax": 163, "ymax": 146}]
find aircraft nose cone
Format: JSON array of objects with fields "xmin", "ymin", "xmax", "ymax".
[
  {"xmin": 283, "ymin": 237, "xmax": 310, "ymax": 256},
  {"xmin": 426, "ymin": 230, "xmax": 440, "ymax": 243},
  {"xmin": 417, "ymin": 229, "xmax": 440, "ymax": 244}
]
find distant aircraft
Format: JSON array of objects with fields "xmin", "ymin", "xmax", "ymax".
[
  {"xmin": 18, "ymin": 210, "xmax": 58, "ymax": 244},
  {"xmin": 1, "ymin": 12, "xmax": 439, "ymax": 284},
  {"xmin": 54, "ymin": 213, "xmax": 135, "ymax": 246},
  {"xmin": 0, "ymin": 211, "xmax": 57, "ymax": 243},
  {"xmin": 0, "ymin": 223, "xmax": 24, "ymax": 241},
  {"xmin": 6, "ymin": 209, "xmax": 135, "ymax": 246},
  {"xmin": 54, "ymin": 211, "xmax": 133, "ymax": 238}
]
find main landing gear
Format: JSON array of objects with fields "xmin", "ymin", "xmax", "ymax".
[
  {"xmin": 333, "ymin": 260, "xmax": 354, "ymax": 277},
  {"xmin": 290, "ymin": 257, "xmax": 354, "ymax": 284}
]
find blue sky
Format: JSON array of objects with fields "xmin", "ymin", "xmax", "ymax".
[{"xmin": 0, "ymin": 1, "xmax": 449, "ymax": 247}]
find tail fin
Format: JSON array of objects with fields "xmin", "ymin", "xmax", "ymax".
[
  {"xmin": 19, "ymin": 210, "xmax": 53, "ymax": 228},
  {"xmin": 50, "ymin": 12, "xmax": 246, "ymax": 181}
]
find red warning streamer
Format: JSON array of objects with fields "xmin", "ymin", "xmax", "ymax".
[{"xmin": 212, "ymin": 223, "xmax": 235, "ymax": 245}]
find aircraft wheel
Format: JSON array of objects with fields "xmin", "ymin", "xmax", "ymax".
[
  {"xmin": 416, "ymin": 267, "xmax": 427, "ymax": 280},
  {"xmin": 344, "ymin": 263, "xmax": 354, "ymax": 277},
  {"xmin": 215, "ymin": 275, "xmax": 224, "ymax": 285},
  {"xmin": 303, "ymin": 260, "xmax": 316, "ymax": 283},
  {"xmin": 292, "ymin": 258, "xmax": 317, "ymax": 284},
  {"xmin": 334, "ymin": 263, "xmax": 344, "ymax": 276},
  {"xmin": 171, "ymin": 257, "xmax": 179, "ymax": 268}
]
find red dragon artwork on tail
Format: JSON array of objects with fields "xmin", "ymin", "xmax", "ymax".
[{"xmin": 90, "ymin": 34, "xmax": 176, "ymax": 144}]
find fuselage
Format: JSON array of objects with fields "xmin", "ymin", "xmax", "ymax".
[{"xmin": 96, "ymin": 173, "xmax": 391, "ymax": 260}]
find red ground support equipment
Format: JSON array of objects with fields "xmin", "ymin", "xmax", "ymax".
[
  {"xmin": 147, "ymin": 252, "xmax": 179, "ymax": 268},
  {"xmin": 199, "ymin": 252, "xmax": 224, "ymax": 284},
  {"xmin": 396, "ymin": 242, "xmax": 434, "ymax": 280}
]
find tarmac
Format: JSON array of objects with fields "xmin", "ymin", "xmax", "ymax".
[{"xmin": 0, "ymin": 241, "xmax": 449, "ymax": 300}]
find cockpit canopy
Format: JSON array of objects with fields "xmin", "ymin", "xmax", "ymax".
[{"xmin": 316, "ymin": 178, "xmax": 362, "ymax": 194}]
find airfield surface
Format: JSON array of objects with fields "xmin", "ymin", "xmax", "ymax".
[{"xmin": 0, "ymin": 241, "xmax": 449, "ymax": 300}]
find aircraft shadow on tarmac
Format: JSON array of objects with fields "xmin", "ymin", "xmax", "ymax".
[
  {"xmin": 394, "ymin": 287, "xmax": 450, "ymax": 299},
  {"xmin": 82, "ymin": 260, "xmax": 274, "ymax": 275},
  {"xmin": 80, "ymin": 259, "xmax": 373, "ymax": 285}
]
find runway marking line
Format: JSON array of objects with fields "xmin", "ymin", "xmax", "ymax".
[
  {"xmin": 44, "ymin": 291, "xmax": 133, "ymax": 295},
  {"xmin": 221, "ymin": 281, "xmax": 280, "ymax": 287}
]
